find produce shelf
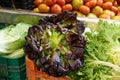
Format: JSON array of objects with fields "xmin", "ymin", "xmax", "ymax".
[{"xmin": 0, "ymin": 9, "xmax": 120, "ymax": 25}]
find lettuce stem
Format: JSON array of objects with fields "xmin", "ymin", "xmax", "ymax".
[{"xmin": 92, "ymin": 60, "xmax": 120, "ymax": 72}]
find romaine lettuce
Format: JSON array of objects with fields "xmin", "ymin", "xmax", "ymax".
[{"xmin": 0, "ymin": 23, "xmax": 31, "ymax": 55}]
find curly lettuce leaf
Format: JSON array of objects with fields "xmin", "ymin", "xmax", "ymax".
[{"xmin": 68, "ymin": 20, "xmax": 120, "ymax": 80}]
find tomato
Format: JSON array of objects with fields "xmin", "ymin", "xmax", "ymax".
[
  {"xmin": 83, "ymin": 0, "xmax": 89, "ymax": 3},
  {"xmin": 97, "ymin": 0, "xmax": 103, "ymax": 6},
  {"xmin": 38, "ymin": 3, "xmax": 50, "ymax": 12},
  {"xmin": 111, "ymin": 6, "xmax": 119, "ymax": 14},
  {"xmin": 102, "ymin": 2, "xmax": 113, "ymax": 10},
  {"xmin": 102, "ymin": 10, "xmax": 115, "ymax": 18},
  {"xmin": 109, "ymin": 11, "xmax": 115, "ymax": 17},
  {"xmin": 85, "ymin": 0, "xmax": 97, "ymax": 8},
  {"xmin": 46, "ymin": 0, "xmax": 57, "ymax": 6},
  {"xmin": 34, "ymin": 0, "xmax": 43, "ymax": 6},
  {"xmin": 57, "ymin": 0, "xmax": 66, "ymax": 6},
  {"xmin": 113, "ymin": 1, "xmax": 118, "ymax": 7},
  {"xmin": 117, "ymin": 12, "xmax": 120, "ymax": 16},
  {"xmin": 72, "ymin": 0, "xmax": 83, "ymax": 10},
  {"xmin": 62, "ymin": 4, "xmax": 73, "ymax": 11},
  {"xmin": 33, "ymin": 7, "xmax": 39, "ymax": 13},
  {"xmin": 99, "ymin": 14, "xmax": 110, "ymax": 19},
  {"xmin": 90, "ymin": 0, "xmax": 97, "ymax": 6},
  {"xmin": 51, "ymin": 4, "xmax": 62, "ymax": 14},
  {"xmin": 79, "ymin": 5, "xmax": 90, "ymax": 14},
  {"xmin": 65, "ymin": 0, "xmax": 72, "ymax": 3},
  {"xmin": 92, "ymin": 6, "xmax": 103, "ymax": 16},
  {"xmin": 103, "ymin": 0, "xmax": 114, "ymax": 2},
  {"xmin": 73, "ymin": 11, "xmax": 85, "ymax": 17},
  {"xmin": 116, "ymin": 0, "xmax": 120, "ymax": 4},
  {"xmin": 85, "ymin": 2, "xmax": 91, "ymax": 8},
  {"xmin": 108, "ymin": 11, "xmax": 115, "ymax": 18}
]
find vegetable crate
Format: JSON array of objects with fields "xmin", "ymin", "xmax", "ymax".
[
  {"xmin": 0, "ymin": 0, "xmax": 34, "ymax": 10},
  {"xmin": 0, "ymin": 55, "xmax": 26, "ymax": 80},
  {"xmin": 26, "ymin": 55, "xmax": 70, "ymax": 80},
  {"xmin": 0, "ymin": 23, "xmax": 5, "ymax": 29}
]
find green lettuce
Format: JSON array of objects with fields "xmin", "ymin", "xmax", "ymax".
[
  {"xmin": 0, "ymin": 23, "xmax": 31, "ymax": 55},
  {"xmin": 3, "ymin": 48, "xmax": 24, "ymax": 59},
  {"xmin": 68, "ymin": 20, "xmax": 120, "ymax": 80}
]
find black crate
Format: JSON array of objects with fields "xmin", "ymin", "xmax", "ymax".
[{"xmin": 0, "ymin": 0, "xmax": 34, "ymax": 10}]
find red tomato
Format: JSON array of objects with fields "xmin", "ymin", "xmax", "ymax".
[
  {"xmin": 85, "ymin": 0, "xmax": 97, "ymax": 8},
  {"xmin": 103, "ymin": 0, "xmax": 114, "ymax": 2},
  {"xmin": 34, "ymin": 0, "xmax": 43, "ymax": 6},
  {"xmin": 117, "ymin": 12, "xmax": 120, "ymax": 16},
  {"xmin": 97, "ymin": 0, "xmax": 103, "ymax": 6},
  {"xmin": 116, "ymin": 0, "xmax": 120, "ymax": 4},
  {"xmin": 113, "ymin": 1, "xmax": 118, "ymax": 7},
  {"xmin": 46, "ymin": 0, "xmax": 57, "ymax": 6},
  {"xmin": 57, "ymin": 0, "xmax": 66, "ymax": 6},
  {"xmin": 99, "ymin": 14, "xmax": 111, "ymax": 19},
  {"xmin": 51, "ymin": 4, "xmax": 62, "ymax": 14},
  {"xmin": 102, "ymin": 2, "xmax": 113, "ymax": 10},
  {"xmin": 62, "ymin": 4, "xmax": 73, "ymax": 11},
  {"xmin": 111, "ymin": 6, "xmax": 119, "ymax": 14},
  {"xmin": 79, "ymin": 5, "xmax": 90, "ymax": 14},
  {"xmin": 83, "ymin": 0, "xmax": 89, "ymax": 3},
  {"xmin": 38, "ymin": 3, "xmax": 50, "ymax": 12},
  {"xmin": 65, "ymin": 0, "xmax": 72, "ymax": 3}
]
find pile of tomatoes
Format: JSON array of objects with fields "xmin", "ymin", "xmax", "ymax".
[
  {"xmin": 79, "ymin": 0, "xmax": 120, "ymax": 19},
  {"xmin": 33, "ymin": 0, "xmax": 72, "ymax": 14},
  {"xmin": 33, "ymin": 0, "xmax": 120, "ymax": 20}
]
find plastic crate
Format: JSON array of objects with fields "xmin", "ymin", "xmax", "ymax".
[
  {"xmin": 0, "ymin": 56, "xmax": 8, "ymax": 77},
  {"xmin": 0, "ymin": 0, "xmax": 34, "ymax": 10},
  {"xmin": 0, "ymin": 55, "xmax": 26, "ymax": 80},
  {"xmin": 0, "ymin": 23, "xmax": 5, "ymax": 29}
]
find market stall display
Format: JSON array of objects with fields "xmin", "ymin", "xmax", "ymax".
[{"xmin": 0, "ymin": 0, "xmax": 120, "ymax": 79}]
